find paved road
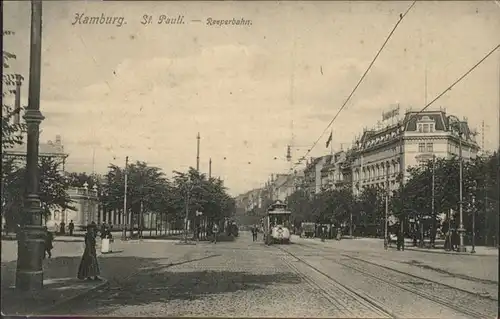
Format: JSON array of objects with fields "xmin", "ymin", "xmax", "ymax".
[{"xmin": 5, "ymin": 233, "xmax": 497, "ymax": 318}]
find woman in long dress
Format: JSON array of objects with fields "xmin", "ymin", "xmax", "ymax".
[{"xmin": 77, "ymin": 224, "xmax": 102, "ymax": 281}]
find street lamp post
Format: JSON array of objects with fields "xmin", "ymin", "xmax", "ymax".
[
  {"xmin": 457, "ymin": 130, "xmax": 466, "ymax": 252},
  {"xmin": 384, "ymin": 164, "xmax": 390, "ymax": 250},
  {"xmin": 183, "ymin": 177, "xmax": 192, "ymax": 244},
  {"xmin": 471, "ymin": 196, "xmax": 476, "ymax": 253},
  {"xmin": 122, "ymin": 156, "xmax": 129, "ymax": 241},
  {"xmin": 16, "ymin": 0, "xmax": 44, "ymax": 291},
  {"xmin": 83, "ymin": 182, "xmax": 89, "ymax": 226},
  {"xmin": 92, "ymin": 184, "xmax": 98, "ymax": 223},
  {"xmin": 449, "ymin": 115, "xmax": 467, "ymax": 252}
]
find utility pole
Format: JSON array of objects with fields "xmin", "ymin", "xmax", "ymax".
[
  {"xmin": 457, "ymin": 130, "xmax": 466, "ymax": 252},
  {"xmin": 16, "ymin": 0, "xmax": 44, "ymax": 291},
  {"xmin": 481, "ymin": 120, "xmax": 485, "ymax": 151},
  {"xmin": 209, "ymin": 158, "xmax": 212, "ymax": 179},
  {"xmin": 471, "ymin": 196, "xmax": 476, "ymax": 253},
  {"xmin": 184, "ymin": 178, "xmax": 192, "ymax": 243},
  {"xmin": 384, "ymin": 164, "xmax": 389, "ymax": 250},
  {"xmin": 430, "ymin": 154, "xmax": 435, "ymax": 248},
  {"xmin": 139, "ymin": 200, "xmax": 143, "ymax": 239},
  {"xmin": 484, "ymin": 178, "xmax": 489, "ymax": 246},
  {"xmin": 196, "ymin": 132, "xmax": 200, "ymax": 171},
  {"xmin": 121, "ymin": 156, "xmax": 129, "ymax": 240},
  {"xmin": 398, "ymin": 122, "xmax": 405, "ymax": 249},
  {"xmin": 349, "ymin": 209, "xmax": 353, "ymax": 238}
]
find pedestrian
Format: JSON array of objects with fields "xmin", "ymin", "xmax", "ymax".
[
  {"xmin": 68, "ymin": 220, "xmax": 74, "ymax": 236},
  {"xmin": 44, "ymin": 229, "xmax": 54, "ymax": 259},
  {"xmin": 77, "ymin": 224, "xmax": 102, "ymax": 281},
  {"xmin": 396, "ymin": 225, "xmax": 405, "ymax": 251},
  {"xmin": 212, "ymin": 223, "xmax": 219, "ymax": 244},
  {"xmin": 452, "ymin": 229, "xmax": 459, "ymax": 251},
  {"xmin": 60, "ymin": 221, "xmax": 66, "ymax": 235},
  {"xmin": 252, "ymin": 225, "xmax": 258, "ymax": 242},
  {"xmin": 100, "ymin": 222, "xmax": 107, "ymax": 239}
]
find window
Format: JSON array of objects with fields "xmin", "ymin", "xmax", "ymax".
[
  {"xmin": 426, "ymin": 143, "xmax": 433, "ymax": 152},
  {"xmin": 418, "ymin": 143, "xmax": 425, "ymax": 152},
  {"xmin": 418, "ymin": 124, "xmax": 423, "ymax": 132},
  {"xmin": 423, "ymin": 124, "xmax": 429, "ymax": 133}
]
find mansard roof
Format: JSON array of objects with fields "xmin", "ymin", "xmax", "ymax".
[{"xmin": 403, "ymin": 111, "xmax": 448, "ymax": 132}]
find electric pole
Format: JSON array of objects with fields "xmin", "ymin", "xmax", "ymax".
[
  {"xmin": 122, "ymin": 156, "xmax": 128, "ymax": 240},
  {"xmin": 209, "ymin": 158, "xmax": 212, "ymax": 179},
  {"xmin": 196, "ymin": 132, "xmax": 200, "ymax": 171},
  {"xmin": 384, "ymin": 164, "xmax": 389, "ymax": 250}
]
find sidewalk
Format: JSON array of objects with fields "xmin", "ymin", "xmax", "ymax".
[
  {"xmin": 1, "ymin": 277, "xmax": 108, "ymax": 315},
  {"xmin": 1, "ymin": 240, "xmax": 108, "ymax": 315},
  {"xmin": 303, "ymin": 236, "xmax": 498, "ymax": 257}
]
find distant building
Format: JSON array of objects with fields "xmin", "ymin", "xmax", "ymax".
[
  {"xmin": 303, "ymin": 156, "xmax": 330, "ymax": 195},
  {"xmin": 321, "ymin": 151, "xmax": 353, "ymax": 191},
  {"xmin": 351, "ymin": 109, "xmax": 480, "ymax": 197},
  {"xmin": 4, "ymin": 134, "xmax": 68, "ymax": 171},
  {"xmin": 3, "ymin": 135, "xmax": 103, "ymax": 230}
]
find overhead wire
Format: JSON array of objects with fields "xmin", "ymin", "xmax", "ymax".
[
  {"xmin": 401, "ymin": 43, "xmax": 500, "ymax": 127},
  {"xmin": 292, "ymin": 1, "xmax": 417, "ymax": 172}
]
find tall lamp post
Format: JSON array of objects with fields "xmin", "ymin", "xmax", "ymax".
[
  {"xmin": 92, "ymin": 184, "xmax": 98, "ymax": 223},
  {"xmin": 15, "ymin": 0, "xmax": 44, "ymax": 291},
  {"xmin": 183, "ymin": 176, "xmax": 193, "ymax": 244},
  {"xmin": 448, "ymin": 115, "xmax": 466, "ymax": 252},
  {"xmin": 471, "ymin": 195, "xmax": 476, "ymax": 254},
  {"xmin": 83, "ymin": 182, "xmax": 89, "ymax": 226}
]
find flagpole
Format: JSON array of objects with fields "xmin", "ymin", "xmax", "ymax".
[{"xmin": 330, "ymin": 129, "xmax": 334, "ymax": 156}]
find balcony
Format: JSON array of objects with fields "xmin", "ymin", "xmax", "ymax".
[{"xmin": 66, "ymin": 187, "xmax": 98, "ymax": 198}]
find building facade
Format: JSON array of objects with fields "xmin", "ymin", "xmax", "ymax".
[
  {"xmin": 303, "ymin": 156, "xmax": 330, "ymax": 195},
  {"xmin": 351, "ymin": 109, "xmax": 480, "ymax": 197},
  {"xmin": 3, "ymin": 135, "xmax": 106, "ymax": 230},
  {"xmin": 60, "ymin": 186, "xmax": 100, "ymax": 230}
]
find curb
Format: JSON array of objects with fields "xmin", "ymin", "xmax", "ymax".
[
  {"xmin": 36, "ymin": 279, "xmax": 109, "ymax": 314},
  {"xmin": 402, "ymin": 247, "xmax": 497, "ymax": 257}
]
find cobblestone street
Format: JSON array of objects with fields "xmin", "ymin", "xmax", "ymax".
[{"xmin": 13, "ymin": 232, "xmax": 491, "ymax": 318}]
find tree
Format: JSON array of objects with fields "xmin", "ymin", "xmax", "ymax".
[
  {"xmin": 390, "ymin": 153, "xmax": 499, "ymax": 245},
  {"xmin": 66, "ymin": 172, "xmax": 95, "ymax": 188},
  {"xmin": 102, "ymin": 161, "xmax": 173, "ymax": 233},
  {"xmin": 2, "ymin": 30, "xmax": 25, "ymax": 150},
  {"xmin": 170, "ymin": 168, "xmax": 235, "ymax": 225},
  {"xmin": 287, "ymin": 188, "xmax": 313, "ymax": 227},
  {"xmin": 2, "ymin": 158, "xmax": 75, "ymax": 231},
  {"xmin": 357, "ymin": 186, "xmax": 385, "ymax": 236}
]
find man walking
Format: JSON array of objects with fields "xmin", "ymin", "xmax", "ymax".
[
  {"xmin": 68, "ymin": 220, "xmax": 75, "ymax": 236},
  {"xmin": 252, "ymin": 225, "xmax": 258, "ymax": 242},
  {"xmin": 212, "ymin": 223, "xmax": 219, "ymax": 244},
  {"xmin": 44, "ymin": 229, "xmax": 54, "ymax": 259}
]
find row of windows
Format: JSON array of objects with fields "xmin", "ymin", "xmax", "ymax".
[
  {"xmin": 353, "ymin": 162, "xmax": 399, "ymax": 181},
  {"xmin": 418, "ymin": 142, "xmax": 433, "ymax": 153}
]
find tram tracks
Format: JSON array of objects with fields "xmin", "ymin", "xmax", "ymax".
[
  {"xmin": 335, "ymin": 255, "xmax": 497, "ymax": 318},
  {"xmin": 282, "ymin": 243, "xmax": 497, "ymax": 318},
  {"xmin": 275, "ymin": 246, "xmax": 397, "ymax": 318}
]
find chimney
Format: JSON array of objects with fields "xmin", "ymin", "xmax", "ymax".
[
  {"xmin": 14, "ymin": 80, "xmax": 21, "ymax": 125},
  {"xmin": 55, "ymin": 135, "xmax": 61, "ymax": 145}
]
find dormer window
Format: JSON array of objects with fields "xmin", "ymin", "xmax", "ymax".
[{"xmin": 417, "ymin": 115, "xmax": 435, "ymax": 133}]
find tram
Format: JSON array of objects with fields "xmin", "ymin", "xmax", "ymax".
[{"xmin": 262, "ymin": 200, "xmax": 292, "ymax": 245}]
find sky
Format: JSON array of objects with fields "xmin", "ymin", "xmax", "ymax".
[{"xmin": 3, "ymin": 1, "xmax": 500, "ymax": 196}]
